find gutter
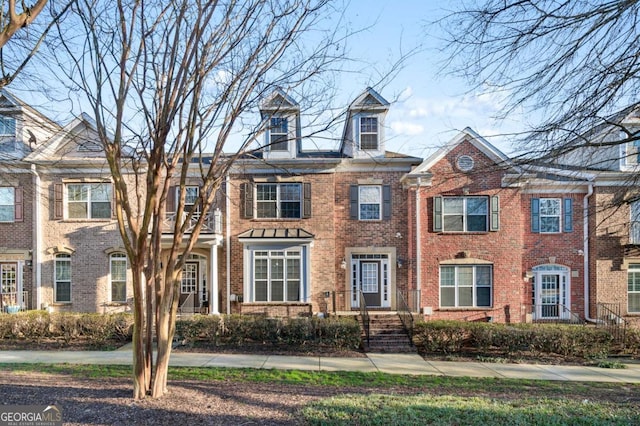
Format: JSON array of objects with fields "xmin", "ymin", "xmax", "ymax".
[
  {"xmin": 29, "ymin": 164, "xmax": 42, "ymax": 309},
  {"xmin": 584, "ymin": 183, "xmax": 596, "ymax": 323}
]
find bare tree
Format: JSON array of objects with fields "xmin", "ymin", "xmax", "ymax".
[
  {"xmin": 0, "ymin": 0, "xmax": 73, "ymax": 88},
  {"xmin": 47, "ymin": 0, "xmax": 349, "ymax": 399},
  {"xmin": 440, "ymin": 0, "xmax": 640, "ymax": 164}
]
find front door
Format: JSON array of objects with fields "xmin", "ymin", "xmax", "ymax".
[
  {"xmin": 361, "ymin": 261, "xmax": 381, "ymax": 307},
  {"xmin": 540, "ymin": 274, "xmax": 560, "ymax": 318},
  {"xmin": 0, "ymin": 263, "xmax": 17, "ymax": 309},
  {"xmin": 532, "ymin": 265, "xmax": 570, "ymax": 320},
  {"xmin": 180, "ymin": 262, "xmax": 199, "ymax": 313},
  {"xmin": 350, "ymin": 254, "xmax": 390, "ymax": 309}
]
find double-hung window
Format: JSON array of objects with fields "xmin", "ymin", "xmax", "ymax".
[
  {"xmin": 359, "ymin": 117, "xmax": 378, "ymax": 150},
  {"xmin": 0, "ymin": 116, "xmax": 16, "ymax": 136},
  {"xmin": 67, "ymin": 183, "xmax": 111, "ymax": 219},
  {"xmin": 184, "ymin": 186, "xmax": 200, "ymax": 214},
  {"xmin": 531, "ymin": 198, "xmax": 573, "ymax": 233},
  {"xmin": 110, "ymin": 253, "xmax": 127, "ymax": 302},
  {"xmin": 0, "ymin": 187, "xmax": 21, "ymax": 222},
  {"xmin": 358, "ymin": 185, "xmax": 382, "ymax": 220},
  {"xmin": 433, "ymin": 196, "xmax": 497, "ymax": 232},
  {"xmin": 253, "ymin": 249, "xmax": 301, "ymax": 302},
  {"xmin": 631, "ymin": 201, "xmax": 640, "ymax": 244},
  {"xmin": 55, "ymin": 254, "xmax": 71, "ymax": 303},
  {"xmin": 629, "ymin": 264, "xmax": 640, "ymax": 313},
  {"xmin": 440, "ymin": 265, "xmax": 492, "ymax": 308},
  {"xmin": 256, "ymin": 183, "xmax": 301, "ymax": 219},
  {"xmin": 269, "ymin": 117, "xmax": 288, "ymax": 151}
]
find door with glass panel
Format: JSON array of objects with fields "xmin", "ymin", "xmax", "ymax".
[
  {"xmin": 180, "ymin": 262, "xmax": 199, "ymax": 313},
  {"xmin": 0, "ymin": 263, "xmax": 17, "ymax": 310}
]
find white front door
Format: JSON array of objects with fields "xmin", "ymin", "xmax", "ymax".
[{"xmin": 532, "ymin": 265, "xmax": 570, "ymax": 320}]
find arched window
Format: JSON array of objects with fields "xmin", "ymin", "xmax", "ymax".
[
  {"xmin": 110, "ymin": 253, "xmax": 127, "ymax": 302},
  {"xmin": 54, "ymin": 254, "xmax": 71, "ymax": 303}
]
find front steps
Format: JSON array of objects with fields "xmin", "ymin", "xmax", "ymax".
[{"xmin": 359, "ymin": 313, "xmax": 415, "ymax": 353}]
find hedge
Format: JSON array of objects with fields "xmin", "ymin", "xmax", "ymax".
[
  {"xmin": 0, "ymin": 311, "xmax": 134, "ymax": 347},
  {"xmin": 175, "ymin": 315, "xmax": 362, "ymax": 351},
  {"xmin": 413, "ymin": 320, "xmax": 618, "ymax": 359}
]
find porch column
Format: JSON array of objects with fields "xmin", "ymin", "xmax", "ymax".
[{"xmin": 209, "ymin": 243, "xmax": 219, "ymax": 314}]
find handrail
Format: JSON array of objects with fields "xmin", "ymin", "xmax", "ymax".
[
  {"xmin": 396, "ymin": 289, "xmax": 414, "ymax": 343},
  {"xmin": 525, "ymin": 303, "xmax": 583, "ymax": 324},
  {"xmin": 163, "ymin": 208, "xmax": 222, "ymax": 234},
  {"xmin": 359, "ymin": 291, "xmax": 370, "ymax": 346},
  {"xmin": 596, "ymin": 302, "xmax": 627, "ymax": 344},
  {"xmin": 179, "ymin": 293, "xmax": 195, "ymax": 314}
]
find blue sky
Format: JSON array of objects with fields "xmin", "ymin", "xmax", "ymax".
[{"xmin": 330, "ymin": 0, "xmax": 524, "ymax": 158}]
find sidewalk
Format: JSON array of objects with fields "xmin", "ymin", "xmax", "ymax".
[{"xmin": 1, "ymin": 349, "xmax": 639, "ymax": 383}]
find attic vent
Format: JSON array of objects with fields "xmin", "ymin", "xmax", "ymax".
[
  {"xmin": 456, "ymin": 155, "xmax": 474, "ymax": 172},
  {"xmin": 77, "ymin": 141, "xmax": 102, "ymax": 152}
]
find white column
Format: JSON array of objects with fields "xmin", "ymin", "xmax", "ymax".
[{"xmin": 209, "ymin": 243, "xmax": 219, "ymax": 314}]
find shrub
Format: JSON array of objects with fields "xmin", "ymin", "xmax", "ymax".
[{"xmin": 413, "ymin": 321, "xmax": 472, "ymax": 354}]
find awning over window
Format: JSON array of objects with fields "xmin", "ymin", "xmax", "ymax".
[{"xmin": 238, "ymin": 228, "xmax": 314, "ymax": 240}]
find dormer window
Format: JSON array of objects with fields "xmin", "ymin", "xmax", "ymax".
[
  {"xmin": 0, "ymin": 116, "xmax": 16, "ymax": 136},
  {"xmin": 623, "ymin": 138, "xmax": 640, "ymax": 168},
  {"xmin": 360, "ymin": 116, "xmax": 378, "ymax": 150},
  {"xmin": 269, "ymin": 117, "xmax": 288, "ymax": 151}
]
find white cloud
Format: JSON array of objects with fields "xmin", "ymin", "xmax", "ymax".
[{"xmin": 390, "ymin": 121, "xmax": 424, "ymax": 136}]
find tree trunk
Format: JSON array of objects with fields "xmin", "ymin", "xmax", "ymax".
[{"xmin": 131, "ymin": 262, "xmax": 149, "ymax": 399}]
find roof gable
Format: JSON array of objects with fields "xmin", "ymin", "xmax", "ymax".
[
  {"xmin": 260, "ymin": 88, "xmax": 299, "ymax": 112},
  {"xmin": 26, "ymin": 113, "xmax": 104, "ymax": 161}
]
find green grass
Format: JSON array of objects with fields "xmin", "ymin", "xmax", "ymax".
[{"xmin": 301, "ymin": 394, "xmax": 637, "ymax": 426}]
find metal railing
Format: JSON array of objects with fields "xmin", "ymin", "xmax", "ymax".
[
  {"xmin": 327, "ymin": 289, "xmax": 421, "ymax": 313},
  {"xmin": 396, "ymin": 289, "xmax": 414, "ymax": 343},
  {"xmin": 596, "ymin": 303, "xmax": 627, "ymax": 344},
  {"xmin": 164, "ymin": 208, "xmax": 222, "ymax": 234},
  {"xmin": 524, "ymin": 304, "xmax": 583, "ymax": 324},
  {"xmin": 359, "ymin": 291, "xmax": 370, "ymax": 346},
  {"xmin": 178, "ymin": 293, "xmax": 197, "ymax": 315}
]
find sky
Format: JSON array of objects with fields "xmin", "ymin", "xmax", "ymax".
[
  {"xmin": 326, "ymin": 0, "xmax": 524, "ymax": 158},
  {"xmin": 10, "ymin": 0, "xmax": 527, "ymax": 160}
]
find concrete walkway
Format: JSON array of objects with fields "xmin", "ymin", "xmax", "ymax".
[{"xmin": 1, "ymin": 350, "xmax": 639, "ymax": 383}]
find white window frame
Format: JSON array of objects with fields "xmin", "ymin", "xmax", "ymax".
[
  {"xmin": 359, "ymin": 116, "xmax": 378, "ymax": 150},
  {"xmin": 358, "ymin": 185, "xmax": 381, "ymax": 221},
  {"xmin": 539, "ymin": 198, "xmax": 561, "ymax": 233},
  {"xmin": 269, "ymin": 117, "xmax": 289, "ymax": 151},
  {"xmin": 0, "ymin": 116, "xmax": 16, "ymax": 136},
  {"xmin": 631, "ymin": 201, "xmax": 640, "ymax": 245},
  {"xmin": 439, "ymin": 265, "xmax": 492, "ymax": 308},
  {"xmin": 0, "ymin": 187, "xmax": 14, "ymax": 223},
  {"xmin": 109, "ymin": 253, "xmax": 127, "ymax": 303},
  {"xmin": 628, "ymin": 264, "xmax": 640, "ymax": 313},
  {"xmin": 252, "ymin": 249, "xmax": 302, "ymax": 302},
  {"xmin": 442, "ymin": 196, "xmax": 488, "ymax": 232},
  {"xmin": 255, "ymin": 183, "xmax": 302, "ymax": 219},
  {"xmin": 55, "ymin": 254, "xmax": 71, "ymax": 303},
  {"xmin": 66, "ymin": 183, "xmax": 112, "ymax": 219}
]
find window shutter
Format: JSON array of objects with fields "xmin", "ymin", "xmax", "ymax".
[
  {"xmin": 241, "ymin": 183, "xmax": 254, "ymax": 219},
  {"xmin": 14, "ymin": 187, "xmax": 23, "ymax": 222},
  {"xmin": 302, "ymin": 182, "xmax": 311, "ymax": 218},
  {"xmin": 563, "ymin": 198, "xmax": 573, "ymax": 232},
  {"xmin": 531, "ymin": 198, "xmax": 540, "ymax": 233},
  {"xmin": 349, "ymin": 185, "xmax": 359, "ymax": 219},
  {"xmin": 166, "ymin": 186, "xmax": 176, "ymax": 213},
  {"xmin": 490, "ymin": 195, "xmax": 499, "ymax": 231},
  {"xmin": 111, "ymin": 184, "xmax": 117, "ymax": 219},
  {"xmin": 54, "ymin": 183, "xmax": 63, "ymax": 219},
  {"xmin": 382, "ymin": 185, "xmax": 391, "ymax": 220},
  {"xmin": 433, "ymin": 195, "xmax": 442, "ymax": 232}
]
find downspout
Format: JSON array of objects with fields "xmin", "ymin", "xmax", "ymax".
[
  {"xmin": 584, "ymin": 183, "xmax": 596, "ymax": 323},
  {"xmin": 29, "ymin": 164, "xmax": 42, "ymax": 310},
  {"xmin": 225, "ymin": 174, "xmax": 231, "ymax": 314},
  {"xmin": 415, "ymin": 177, "xmax": 422, "ymax": 312}
]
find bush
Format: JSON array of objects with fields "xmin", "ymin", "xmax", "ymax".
[
  {"xmin": 413, "ymin": 320, "xmax": 616, "ymax": 360},
  {"xmin": 175, "ymin": 315, "xmax": 361, "ymax": 351}
]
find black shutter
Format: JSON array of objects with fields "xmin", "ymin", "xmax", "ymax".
[
  {"xmin": 382, "ymin": 185, "xmax": 391, "ymax": 220},
  {"xmin": 302, "ymin": 183, "xmax": 311, "ymax": 218},
  {"xmin": 349, "ymin": 185, "xmax": 359, "ymax": 219},
  {"xmin": 241, "ymin": 183, "xmax": 254, "ymax": 219}
]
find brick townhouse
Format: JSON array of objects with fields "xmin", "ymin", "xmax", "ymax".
[{"xmin": 2, "ymin": 86, "xmax": 640, "ymax": 327}]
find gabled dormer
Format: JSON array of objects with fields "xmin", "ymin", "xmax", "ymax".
[
  {"xmin": 259, "ymin": 88, "xmax": 300, "ymax": 160},
  {"xmin": 0, "ymin": 90, "xmax": 60, "ymax": 158},
  {"xmin": 340, "ymin": 87, "xmax": 389, "ymax": 159}
]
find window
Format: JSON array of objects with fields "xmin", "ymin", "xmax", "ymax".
[
  {"xmin": 443, "ymin": 197, "xmax": 488, "ymax": 232},
  {"xmin": 256, "ymin": 183, "xmax": 301, "ymax": 219},
  {"xmin": 55, "ymin": 254, "xmax": 71, "ymax": 303},
  {"xmin": 269, "ymin": 117, "xmax": 288, "ymax": 151},
  {"xmin": 0, "ymin": 116, "xmax": 16, "ymax": 136},
  {"xmin": 253, "ymin": 250, "xmax": 301, "ymax": 302},
  {"xmin": 0, "ymin": 187, "xmax": 14, "ymax": 222},
  {"xmin": 629, "ymin": 264, "xmax": 640, "ymax": 313},
  {"xmin": 181, "ymin": 262, "xmax": 198, "ymax": 294},
  {"xmin": 67, "ymin": 183, "xmax": 111, "ymax": 219},
  {"xmin": 623, "ymin": 139, "xmax": 640, "ymax": 168},
  {"xmin": 359, "ymin": 117, "xmax": 378, "ymax": 150},
  {"xmin": 184, "ymin": 186, "xmax": 199, "ymax": 213},
  {"xmin": 631, "ymin": 201, "xmax": 640, "ymax": 244},
  {"xmin": 531, "ymin": 198, "xmax": 573, "ymax": 233},
  {"xmin": 440, "ymin": 265, "xmax": 492, "ymax": 308},
  {"xmin": 350, "ymin": 184, "xmax": 391, "ymax": 221},
  {"xmin": 110, "ymin": 253, "xmax": 127, "ymax": 302}
]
